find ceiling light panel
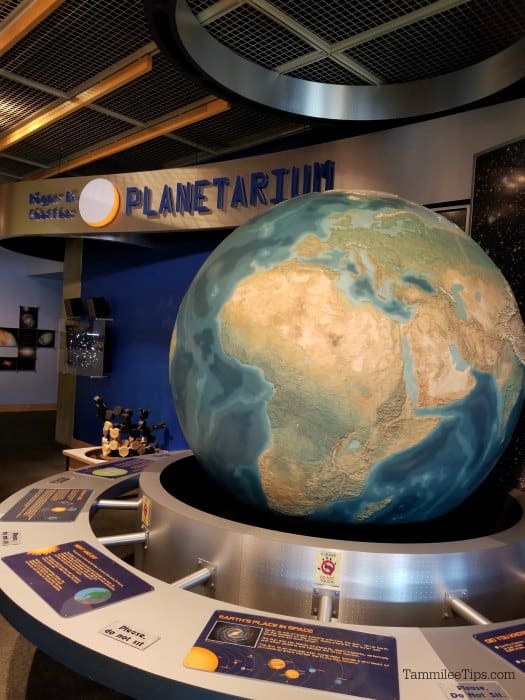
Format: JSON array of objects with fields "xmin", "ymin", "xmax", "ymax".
[
  {"xmin": 5, "ymin": 109, "xmax": 131, "ymax": 163},
  {"xmin": 346, "ymin": 0, "xmax": 525, "ymax": 84},
  {"xmin": 270, "ymin": 0, "xmax": 436, "ymax": 44},
  {"xmin": 34, "ymin": 98, "xmax": 230, "ymax": 177},
  {"xmin": 288, "ymin": 59, "xmax": 370, "ymax": 86},
  {"xmin": 0, "ymin": 77, "xmax": 56, "ymax": 129},
  {"xmin": 95, "ymin": 54, "xmax": 210, "ymax": 124},
  {"xmin": 205, "ymin": 4, "xmax": 313, "ymax": 69},
  {"xmin": 0, "ymin": 0, "xmax": 151, "ymax": 92}
]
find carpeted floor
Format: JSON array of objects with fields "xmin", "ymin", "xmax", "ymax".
[{"xmin": 0, "ymin": 411, "xmax": 133, "ymax": 700}]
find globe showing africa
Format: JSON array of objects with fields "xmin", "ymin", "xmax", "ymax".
[{"xmin": 169, "ymin": 190, "xmax": 525, "ymax": 525}]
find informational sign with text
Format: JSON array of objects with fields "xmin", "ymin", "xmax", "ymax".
[
  {"xmin": 439, "ymin": 681, "xmax": 512, "ymax": 700},
  {"xmin": 0, "ymin": 488, "xmax": 92, "ymax": 522},
  {"xmin": 2, "ymin": 540, "xmax": 154, "ymax": 617},
  {"xmin": 474, "ymin": 623, "xmax": 525, "ymax": 674},
  {"xmin": 99, "ymin": 619, "xmax": 160, "ymax": 650},
  {"xmin": 184, "ymin": 609, "xmax": 399, "ymax": 699}
]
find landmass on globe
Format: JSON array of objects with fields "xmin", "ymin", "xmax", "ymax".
[{"xmin": 170, "ymin": 190, "xmax": 525, "ymax": 525}]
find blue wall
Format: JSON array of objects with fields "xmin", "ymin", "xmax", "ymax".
[{"xmin": 74, "ymin": 233, "xmax": 226, "ymax": 448}]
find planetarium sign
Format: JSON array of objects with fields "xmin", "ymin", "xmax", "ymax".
[
  {"xmin": 1, "ymin": 156, "xmax": 335, "ymax": 238},
  {"xmin": 123, "ymin": 160, "xmax": 335, "ymax": 218}
]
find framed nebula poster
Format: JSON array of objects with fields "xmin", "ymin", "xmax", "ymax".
[{"xmin": 470, "ymin": 135, "xmax": 525, "ymax": 489}]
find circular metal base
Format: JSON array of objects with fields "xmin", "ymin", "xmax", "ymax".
[
  {"xmin": 2, "ymin": 453, "xmax": 525, "ymax": 699},
  {"xmin": 139, "ymin": 453, "xmax": 525, "ymax": 627}
]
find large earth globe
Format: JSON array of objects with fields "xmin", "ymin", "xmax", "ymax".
[{"xmin": 169, "ymin": 190, "xmax": 525, "ymax": 525}]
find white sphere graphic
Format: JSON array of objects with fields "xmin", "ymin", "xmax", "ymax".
[{"xmin": 79, "ymin": 178, "xmax": 120, "ymax": 227}]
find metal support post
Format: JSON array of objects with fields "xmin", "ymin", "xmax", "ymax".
[
  {"xmin": 97, "ymin": 531, "xmax": 148, "ymax": 547},
  {"xmin": 94, "ymin": 498, "xmax": 142, "ymax": 510},
  {"xmin": 172, "ymin": 559, "xmax": 216, "ymax": 591},
  {"xmin": 312, "ymin": 587, "xmax": 340, "ymax": 623},
  {"xmin": 445, "ymin": 591, "xmax": 491, "ymax": 625}
]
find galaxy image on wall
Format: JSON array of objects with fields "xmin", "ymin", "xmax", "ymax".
[{"xmin": 470, "ymin": 136, "xmax": 525, "ymax": 488}]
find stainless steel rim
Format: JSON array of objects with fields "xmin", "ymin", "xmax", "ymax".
[{"xmin": 170, "ymin": 0, "xmax": 525, "ymax": 121}]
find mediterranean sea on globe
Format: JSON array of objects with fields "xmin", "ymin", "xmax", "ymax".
[{"xmin": 169, "ymin": 190, "xmax": 525, "ymax": 525}]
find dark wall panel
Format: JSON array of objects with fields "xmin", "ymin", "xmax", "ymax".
[{"xmin": 471, "ymin": 135, "xmax": 525, "ymax": 487}]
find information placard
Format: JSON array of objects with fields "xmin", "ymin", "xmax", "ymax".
[
  {"xmin": 184, "ymin": 609, "xmax": 399, "ymax": 699},
  {"xmin": 99, "ymin": 619, "xmax": 160, "ymax": 650},
  {"xmin": 439, "ymin": 681, "xmax": 512, "ymax": 700},
  {"xmin": 2, "ymin": 540, "xmax": 154, "ymax": 616},
  {"xmin": 1, "ymin": 530, "xmax": 21, "ymax": 547},
  {"xmin": 75, "ymin": 457, "xmax": 156, "ymax": 479},
  {"xmin": 0, "ymin": 488, "xmax": 92, "ymax": 522},
  {"xmin": 474, "ymin": 623, "xmax": 525, "ymax": 673}
]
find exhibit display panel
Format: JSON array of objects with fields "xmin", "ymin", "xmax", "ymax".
[
  {"xmin": 1, "ymin": 453, "xmax": 525, "ymax": 700},
  {"xmin": 0, "ymin": 118, "xmax": 523, "ymax": 700}
]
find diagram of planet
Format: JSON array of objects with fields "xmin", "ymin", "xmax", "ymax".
[
  {"xmin": 91, "ymin": 467, "xmax": 129, "ymax": 478},
  {"xmin": 73, "ymin": 587, "xmax": 112, "ymax": 605},
  {"xmin": 37, "ymin": 331, "xmax": 54, "ymax": 346},
  {"xmin": 0, "ymin": 329, "xmax": 17, "ymax": 346},
  {"xmin": 284, "ymin": 669, "xmax": 301, "ymax": 680}
]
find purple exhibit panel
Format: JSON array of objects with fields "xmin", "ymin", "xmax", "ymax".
[
  {"xmin": 2, "ymin": 540, "xmax": 154, "ymax": 617},
  {"xmin": 185, "ymin": 609, "xmax": 399, "ymax": 699},
  {"xmin": 0, "ymin": 488, "xmax": 92, "ymax": 522},
  {"xmin": 75, "ymin": 457, "xmax": 157, "ymax": 479},
  {"xmin": 474, "ymin": 623, "xmax": 525, "ymax": 673}
]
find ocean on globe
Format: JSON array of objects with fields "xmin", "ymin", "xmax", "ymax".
[{"xmin": 169, "ymin": 190, "xmax": 525, "ymax": 525}]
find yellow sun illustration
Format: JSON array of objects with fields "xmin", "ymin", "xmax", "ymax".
[
  {"xmin": 26, "ymin": 545, "xmax": 60, "ymax": 555},
  {"xmin": 183, "ymin": 646, "xmax": 219, "ymax": 672}
]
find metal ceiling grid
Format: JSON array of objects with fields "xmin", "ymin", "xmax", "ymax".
[
  {"xmin": 0, "ymin": 77, "xmax": 57, "ymax": 130},
  {"xmin": 288, "ymin": 58, "xmax": 370, "ymax": 86},
  {"xmin": 0, "ymin": 154, "xmax": 33, "ymax": 178},
  {"xmin": 0, "ymin": 0, "xmax": 152, "ymax": 92},
  {"xmin": 4, "ymin": 109, "xmax": 131, "ymax": 164},
  {"xmin": 186, "ymin": 0, "xmax": 216, "ymax": 13},
  {"xmin": 262, "ymin": 0, "xmax": 436, "ymax": 44},
  {"xmin": 0, "ymin": 0, "xmax": 22, "ymax": 22},
  {"xmin": 174, "ymin": 102, "xmax": 301, "ymax": 152},
  {"xmin": 1, "ymin": 136, "xmax": 59, "ymax": 168},
  {"xmin": 347, "ymin": 0, "xmax": 525, "ymax": 84},
  {"xmin": 205, "ymin": 4, "xmax": 313, "ymax": 70},
  {"xmin": 95, "ymin": 54, "xmax": 210, "ymax": 125},
  {"xmin": 0, "ymin": 0, "xmax": 523, "ymax": 185},
  {"xmin": 107, "ymin": 135, "xmax": 198, "ymax": 170},
  {"xmin": 71, "ymin": 134, "xmax": 199, "ymax": 176}
]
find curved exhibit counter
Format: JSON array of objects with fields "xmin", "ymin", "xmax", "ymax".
[{"xmin": 1, "ymin": 452, "xmax": 524, "ymax": 700}]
